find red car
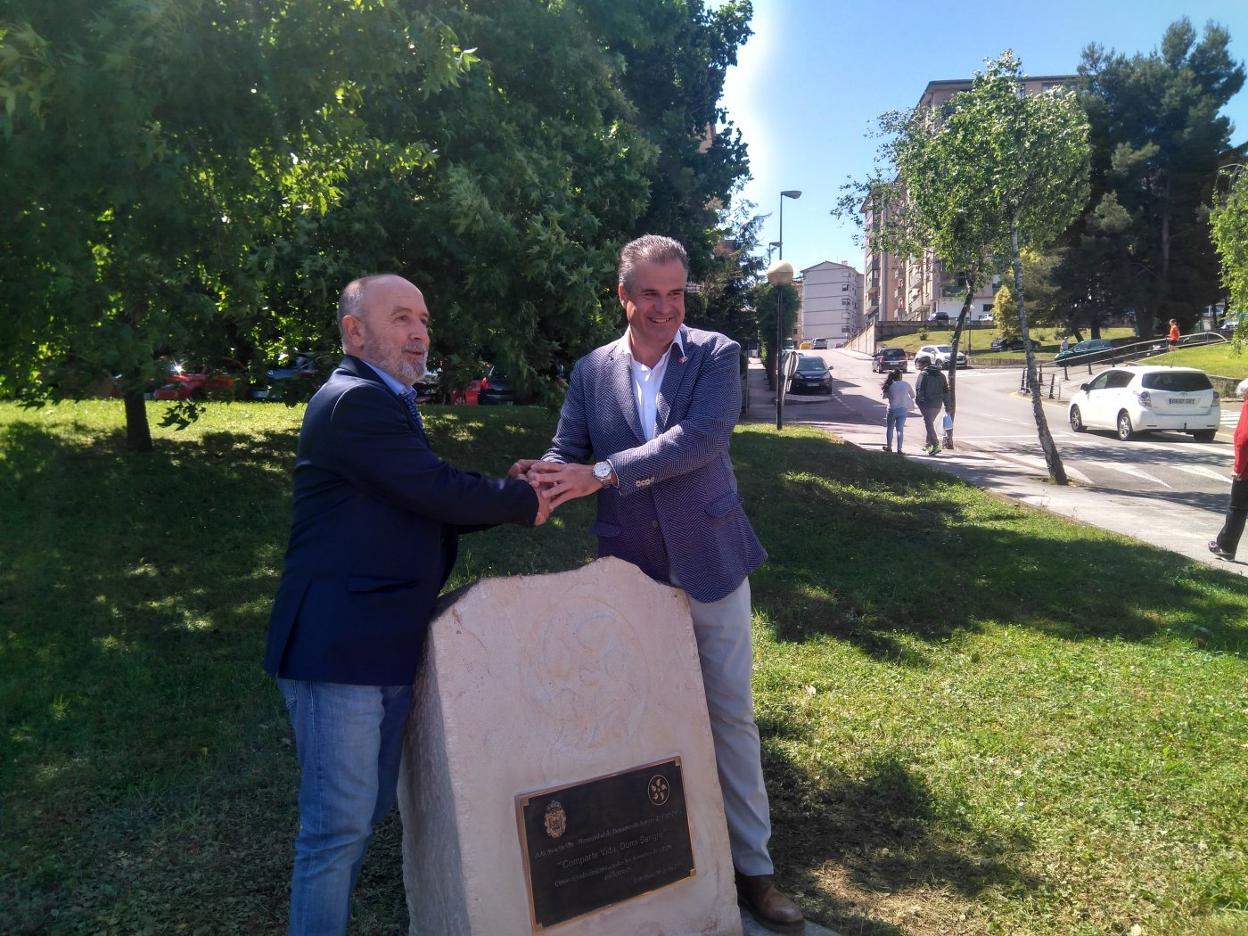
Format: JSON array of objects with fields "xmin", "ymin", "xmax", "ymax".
[{"xmin": 152, "ymin": 363, "xmax": 237, "ymax": 400}]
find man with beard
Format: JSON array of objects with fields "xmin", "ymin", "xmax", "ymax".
[{"xmin": 265, "ymin": 274, "xmax": 549, "ymax": 935}]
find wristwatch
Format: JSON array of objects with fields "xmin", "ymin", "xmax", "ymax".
[{"xmin": 593, "ymin": 460, "xmax": 616, "ymax": 487}]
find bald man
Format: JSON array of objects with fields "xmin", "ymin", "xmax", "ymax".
[{"xmin": 265, "ymin": 274, "xmax": 548, "ymax": 935}]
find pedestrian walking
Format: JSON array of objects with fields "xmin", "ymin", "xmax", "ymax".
[
  {"xmin": 1168, "ymin": 318, "xmax": 1180, "ymax": 351},
  {"xmin": 881, "ymin": 367, "xmax": 914, "ymax": 453},
  {"xmin": 913, "ymin": 353, "xmax": 950, "ymax": 455},
  {"xmin": 1059, "ymin": 336, "xmax": 1070, "ymax": 354},
  {"xmin": 1209, "ymin": 377, "xmax": 1248, "ymax": 561}
]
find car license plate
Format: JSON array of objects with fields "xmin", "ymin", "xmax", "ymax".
[{"xmin": 1168, "ymin": 398, "xmax": 1196, "ymax": 405}]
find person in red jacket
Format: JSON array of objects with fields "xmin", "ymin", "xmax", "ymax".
[
  {"xmin": 1209, "ymin": 377, "xmax": 1248, "ymax": 560},
  {"xmin": 1168, "ymin": 318, "xmax": 1180, "ymax": 351}
]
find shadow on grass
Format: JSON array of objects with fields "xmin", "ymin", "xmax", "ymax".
[
  {"xmin": 2, "ymin": 408, "xmax": 1246, "ymax": 933},
  {"xmin": 731, "ymin": 427, "xmax": 1248, "ymax": 663},
  {"xmin": 763, "ymin": 750, "xmax": 1036, "ymax": 935},
  {"xmin": 0, "ymin": 407, "xmax": 579, "ymax": 934}
]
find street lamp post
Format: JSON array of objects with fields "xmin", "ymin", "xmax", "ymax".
[
  {"xmin": 767, "ymin": 259, "xmax": 796, "ymax": 429},
  {"xmin": 773, "ymin": 190, "xmax": 801, "ymax": 429}
]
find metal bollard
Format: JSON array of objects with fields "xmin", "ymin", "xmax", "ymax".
[{"xmin": 1048, "ymin": 373, "xmax": 1056, "ymax": 399}]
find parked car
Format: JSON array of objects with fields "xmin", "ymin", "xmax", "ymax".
[
  {"xmin": 787, "ymin": 353, "xmax": 833, "ymax": 394},
  {"xmin": 450, "ymin": 365, "xmax": 515, "ymax": 405},
  {"xmin": 1220, "ymin": 317, "xmax": 1240, "ymax": 335},
  {"xmin": 251, "ymin": 352, "xmax": 324, "ymax": 400},
  {"xmin": 918, "ymin": 343, "xmax": 967, "ymax": 370},
  {"xmin": 872, "ymin": 347, "xmax": 908, "ymax": 373},
  {"xmin": 151, "ymin": 362, "xmax": 237, "ymax": 400},
  {"xmin": 811, "ymin": 337, "xmax": 828, "ymax": 349},
  {"xmin": 933, "ymin": 311, "xmax": 950, "ymax": 324},
  {"xmin": 1054, "ymin": 338, "xmax": 1113, "ymax": 363},
  {"xmin": 1067, "ymin": 365, "xmax": 1220, "ymax": 442},
  {"xmin": 989, "ymin": 337, "xmax": 1035, "ymax": 352}
]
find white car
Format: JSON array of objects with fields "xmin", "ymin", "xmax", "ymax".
[
  {"xmin": 1067, "ymin": 365, "xmax": 1220, "ymax": 442},
  {"xmin": 917, "ymin": 343, "xmax": 967, "ymax": 370}
]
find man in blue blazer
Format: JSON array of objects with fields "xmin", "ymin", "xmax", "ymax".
[
  {"xmin": 266, "ymin": 273, "xmax": 547, "ymax": 935},
  {"xmin": 514, "ymin": 236, "xmax": 804, "ymax": 933}
]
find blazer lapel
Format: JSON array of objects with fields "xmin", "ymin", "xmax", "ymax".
[
  {"xmin": 609, "ymin": 343, "xmax": 647, "ymax": 444},
  {"xmin": 655, "ymin": 329, "xmax": 692, "ymax": 433}
]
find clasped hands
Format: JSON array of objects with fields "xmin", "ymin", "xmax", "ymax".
[{"xmin": 508, "ymin": 459, "xmax": 603, "ymax": 525}]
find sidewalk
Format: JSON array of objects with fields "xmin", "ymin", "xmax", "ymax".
[{"xmin": 743, "ymin": 357, "xmax": 1246, "ymax": 576}]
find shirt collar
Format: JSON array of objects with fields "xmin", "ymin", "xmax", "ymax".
[
  {"xmin": 357, "ymin": 357, "xmax": 413, "ymax": 397},
  {"xmin": 615, "ymin": 327, "xmax": 685, "ymax": 365}
]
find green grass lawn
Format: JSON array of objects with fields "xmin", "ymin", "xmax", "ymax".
[
  {"xmin": 1144, "ymin": 340, "xmax": 1248, "ymax": 379},
  {"xmin": 882, "ymin": 327, "xmax": 1140, "ymax": 360},
  {"xmin": 2, "ymin": 401, "xmax": 1247, "ymax": 935}
]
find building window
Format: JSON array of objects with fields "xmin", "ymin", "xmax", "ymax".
[
  {"xmin": 842, "ymin": 298, "xmax": 850, "ymax": 306},
  {"xmin": 982, "ymin": 304, "xmax": 993, "ymax": 312},
  {"xmin": 842, "ymin": 283, "xmax": 850, "ymax": 291}
]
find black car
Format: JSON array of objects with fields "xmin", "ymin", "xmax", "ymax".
[
  {"xmin": 788, "ymin": 354, "xmax": 833, "ymax": 394},
  {"xmin": 872, "ymin": 347, "xmax": 908, "ymax": 373},
  {"xmin": 989, "ymin": 337, "xmax": 1035, "ymax": 352},
  {"xmin": 478, "ymin": 366, "xmax": 514, "ymax": 405},
  {"xmin": 933, "ymin": 311, "xmax": 950, "ymax": 324}
]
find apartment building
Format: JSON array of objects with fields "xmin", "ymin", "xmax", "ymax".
[
  {"xmin": 799, "ymin": 261, "xmax": 864, "ymax": 347},
  {"xmin": 864, "ymin": 75, "xmax": 1076, "ymax": 324}
]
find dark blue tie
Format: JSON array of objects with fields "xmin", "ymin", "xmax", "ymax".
[{"xmin": 399, "ymin": 387, "xmax": 426, "ymax": 434}]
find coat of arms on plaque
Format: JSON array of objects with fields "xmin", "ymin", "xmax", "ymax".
[{"xmin": 543, "ymin": 800, "xmax": 567, "ymax": 839}]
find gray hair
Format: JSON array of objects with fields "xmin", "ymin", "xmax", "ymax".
[
  {"xmin": 338, "ymin": 274, "xmax": 394, "ymax": 342},
  {"xmin": 1237, "ymin": 377, "xmax": 1248, "ymax": 400},
  {"xmin": 618, "ymin": 235, "xmax": 689, "ymax": 294}
]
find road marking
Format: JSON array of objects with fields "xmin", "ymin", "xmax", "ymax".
[
  {"xmin": 988, "ymin": 451, "xmax": 1093, "ymax": 484},
  {"xmin": 1172, "ymin": 464, "xmax": 1232, "ymax": 483},
  {"xmin": 1094, "ymin": 462, "xmax": 1172, "ymax": 488}
]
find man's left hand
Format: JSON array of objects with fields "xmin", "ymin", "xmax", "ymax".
[{"xmin": 525, "ymin": 462, "xmax": 602, "ymax": 509}]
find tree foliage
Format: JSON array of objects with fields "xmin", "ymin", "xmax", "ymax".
[
  {"xmin": 1211, "ymin": 165, "xmax": 1248, "ymax": 330},
  {"xmin": 0, "ymin": 0, "xmax": 469, "ymax": 447},
  {"xmin": 847, "ymin": 52, "xmax": 1089, "ymax": 483},
  {"xmin": 1054, "ymin": 18, "xmax": 1246, "ymax": 338},
  {"xmin": 0, "ymin": 0, "xmax": 755, "ymax": 446}
]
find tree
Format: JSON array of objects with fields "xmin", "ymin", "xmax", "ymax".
[
  {"xmin": 957, "ymin": 53, "xmax": 1091, "ymax": 484},
  {"xmin": 1211, "ymin": 165, "xmax": 1248, "ymax": 330},
  {"xmin": 1, "ymin": 0, "xmax": 757, "ymax": 436},
  {"xmin": 845, "ymin": 52, "xmax": 1090, "ymax": 483},
  {"xmin": 0, "ymin": 0, "xmax": 467, "ymax": 449},
  {"xmin": 754, "ymin": 281, "xmax": 799, "ymax": 388},
  {"xmin": 684, "ymin": 206, "xmax": 765, "ymax": 345},
  {"xmin": 573, "ymin": 0, "xmax": 754, "ymax": 282},
  {"xmin": 1058, "ymin": 18, "xmax": 1246, "ymax": 338}
]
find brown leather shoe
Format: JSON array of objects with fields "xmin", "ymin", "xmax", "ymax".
[{"xmin": 735, "ymin": 871, "xmax": 805, "ymax": 934}]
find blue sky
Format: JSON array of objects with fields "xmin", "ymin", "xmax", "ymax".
[{"xmin": 720, "ymin": 0, "xmax": 1248, "ymax": 276}]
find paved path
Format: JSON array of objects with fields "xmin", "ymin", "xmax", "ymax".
[{"xmin": 745, "ymin": 350, "xmax": 1246, "ymax": 576}]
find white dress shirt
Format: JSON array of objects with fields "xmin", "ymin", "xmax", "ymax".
[{"xmin": 615, "ymin": 330, "xmax": 686, "ymax": 441}]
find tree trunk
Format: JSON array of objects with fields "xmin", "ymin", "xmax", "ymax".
[
  {"xmin": 1014, "ymin": 220, "xmax": 1068, "ymax": 485},
  {"xmin": 123, "ymin": 390, "xmax": 153, "ymax": 452},
  {"xmin": 945, "ymin": 284, "xmax": 976, "ymax": 448}
]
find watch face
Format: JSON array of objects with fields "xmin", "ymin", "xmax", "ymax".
[{"xmin": 594, "ymin": 462, "xmax": 610, "ymax": 480}]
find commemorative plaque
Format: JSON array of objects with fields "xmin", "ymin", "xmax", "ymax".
[{"xmin": 517, "ymin": 758, "xmax": 695, "ymax": 929}]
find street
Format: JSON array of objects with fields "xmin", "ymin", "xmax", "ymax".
[{"xmin": 745, "ymin": 348, "xmax": 1246, "ymax": 576}]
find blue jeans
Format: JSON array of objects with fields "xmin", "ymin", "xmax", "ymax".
[
  {"xmin": 277, "ymin": 679, "xmax": 414, "ymax": 936},
  {"xmin": 885, "ymin": 406, "xmax": 908, "ymax": 451}
]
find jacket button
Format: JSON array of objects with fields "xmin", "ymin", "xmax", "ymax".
[{"xmin": 650, "ymin": 520, "xmax": 658, "ymax": 529}]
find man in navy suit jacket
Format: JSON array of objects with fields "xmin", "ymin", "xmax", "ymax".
[
  {"xmin": 266, "ymin": 274, "xmax": 546, "ymax": 935},
  {"xmin": 513, "ymin": 236, "xmax": 804, "ymax": 933}
]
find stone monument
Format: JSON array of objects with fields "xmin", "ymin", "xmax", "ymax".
[{"xmin": 397, "ymin": 557, "xmax": 743, "ymax": 935}]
